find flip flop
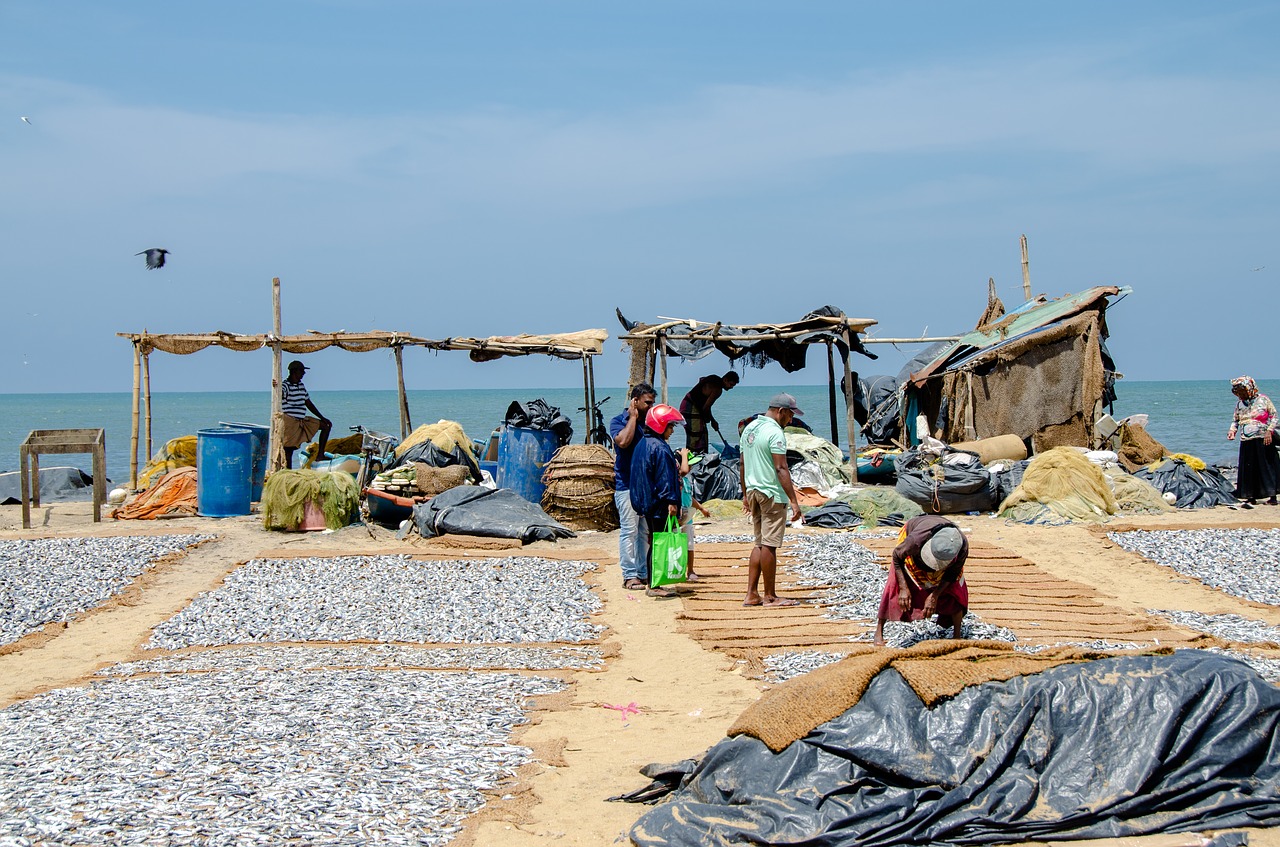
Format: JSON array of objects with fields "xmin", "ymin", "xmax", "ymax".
[
  {"xmin": 623, "ymin": 579, "xmax": 646, "ymax": 590},
  {"xmin": 762, "ymin": 598, "xmax": 800, "ymax": 608},
  {"xmin": 685, "ymin": 573, "xmax": 703, "ymax": 583},
  {"xmin": 646, "ymin": 587, "xmax": 676, "ymax": 598}
]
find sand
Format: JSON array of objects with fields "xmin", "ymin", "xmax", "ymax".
[{"xmin": 2, "ymin": 499, "xmax": 1279, "ymax": 846}]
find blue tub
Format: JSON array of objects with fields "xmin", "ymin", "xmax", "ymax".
[
  {"xmin": 197, "ymin": 427, "xmax": 253, "ymax": 517},
  {"xmin": 219, "ymin": 421, "xmax": 269, "ymax": 501},
  {"xmin": 496, "ymin": 426, "xmax": 559, "ymax": 505}
]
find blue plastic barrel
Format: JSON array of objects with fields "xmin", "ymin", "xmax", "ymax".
[
  {"xmin": 219, "ymin": 421, "xmax": 269, "ymax": 501},
  {"xmin": 197, "ymin": 427, "xmax": 253, "ymax": 517},
  {"xmin": 496, "ymin": 425, "xmax": 559, "ymax": 504}
]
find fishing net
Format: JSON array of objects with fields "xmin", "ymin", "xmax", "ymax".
[
  {"xmin": 998, "ymin": 446, "xmax": 1117, "ymax": 522},
  {"xmin": 830, "ymin": 487, "xmax": 923, "ymax": 526},
  {"xmin": 702, "ymin": 498, "xmax": 746, "ymax": 518},
  {"xmin": 138, "ymin": 436, "xmax": 197, "ymax": 489},
  {"xmin": 112, "ymin": 466, "xmax": 198, "ymax": 519},
  {"xmin": 1117, "ymin": 422, "xmax": 1168, "ymax": 472},
  {"xmin": 1103, "ymin": 466, "xmax": 1175, "ymax": 515},
  {"xmin": 394, "ymin": 421, "xmax": 477, "ymax": 463},
  {"xmin": 541, "ymin": 444, "xmax": 618, "ymax": 531},
  {"xmin": 261, "ymin": 469, "xmax": 359, "ymax": 530}
]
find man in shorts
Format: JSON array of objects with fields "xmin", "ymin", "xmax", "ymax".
[
  {"xmin": 280, "ymin": 360, "xmax": 331, "ymax": 469},
  {"xmin": 738, "ymin": 393, "xmax": 803, "ymax": 607}
]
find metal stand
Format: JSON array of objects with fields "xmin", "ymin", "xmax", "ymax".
[{"xmin": 19, "ymin": 429, "xmax": 107, "ymax": 529}]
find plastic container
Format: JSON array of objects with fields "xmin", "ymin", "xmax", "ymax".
[
  {"xmin": 496, "ymin": 425, "xmax": 559, "ymax": 504},
  {"xmin": 219, "ymin": 421, "xmax": 269, "ymax": 501},
  {"xmin": 197, "ymin": 426, "xmax": 253, "ymax": 517}
]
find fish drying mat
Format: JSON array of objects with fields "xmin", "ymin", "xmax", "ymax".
[{"xmin": 674, "ymin": 537, "xmax": 1213, "ymax": 658}]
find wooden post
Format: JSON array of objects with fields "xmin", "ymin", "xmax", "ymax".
[
  {"xmin": 130, "ymin": 340, "xmax": 141, "ymax": 489},
  {"xmin": 393, "ymin": 344, "xmax": 411, "ymax": 439},
  {"xmin": 581, "ymin": 355, "xmax": 592, "ymax": 443},
  {"xmin": 826, "ymin": 339, "xmax": 839, "ymax": 444},
  {"xmin": 842, "ymin": 330, "xmax": 859, "ymax": 483},
  {"xmin": 659, "ymin": 335, "xmax": 668, "ymax": 405},
  {"xmin": 268, "ymin": 277, "xmax": 284, "ymax": 471},
  {"xmin": 142, "ymin": 347, "xmax": 153, "ymax": 461},
  {"xmin": 587, "ymin": 355, "xmax": 599, "ymax": 436},
  {"xmin": 1020, "ymin": 234, "xmax": 1032, "ymax": 302}
]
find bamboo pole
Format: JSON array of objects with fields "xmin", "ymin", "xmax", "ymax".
[
  {"xmin": 142, "ymin": 348, "xmax": 153, "ymax": 460},
  {"xmin": 659, "ymin": 335, "xmax": 668, "ymax": 405},
  {"xmin": 268, "ymin": 278, "xmax": 284, "ymax": 472},
  {"xmin": 1021, "ymin": 234, "xmax": 1032, "ymax": 302},
  {"xmin": 826, "ymin": 340, "xmax": 839, "ymax": 444},
  {"xmin": 393, "ymin": 345, "xmax": 411, "ymax": 439},
  {"xmin": 129, "ymin": 341, "xmax": 141, "ymax": 489},
  {"xmin": 842, "ymin": 330, "xmax": 859, "ymax": 483}
]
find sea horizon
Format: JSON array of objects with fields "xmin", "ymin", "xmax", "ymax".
[{"xmin": 3, "ymin": 379, "xmax": 1274, "ymax": 484}]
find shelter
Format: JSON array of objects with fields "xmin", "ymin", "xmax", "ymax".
[
  {"xmin": 616, "ymin": 306, "xmax": 878, "ymax": 467},
  {"xmin": 902, "ymin": 285, "xmax": 1130, "ymax": 452},
  {"xmin": 119, "ymin": 282, "xmax": 607, "ymax": 488}
]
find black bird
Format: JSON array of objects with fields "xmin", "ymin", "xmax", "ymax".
[{"xmin": 136, "ymin": 248, "xmax": 169, "ymax": 270}]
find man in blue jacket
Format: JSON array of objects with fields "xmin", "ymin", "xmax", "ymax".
[
  {"xmin": 610, "ymin": 383, "xmax": 657, "ymax": 591},
  {"xmin": 630, "ymin": 403, "xmax": 685, "ymax": 598}
]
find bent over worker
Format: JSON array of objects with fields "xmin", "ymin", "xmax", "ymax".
[{"xmin": 874, "ymin": 515, "xmax": 968, "ymax": 645}]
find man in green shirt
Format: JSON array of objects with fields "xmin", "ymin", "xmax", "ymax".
[{"xmin": 738, "ymin": 393, "xmax": 803, "ymax": 607}]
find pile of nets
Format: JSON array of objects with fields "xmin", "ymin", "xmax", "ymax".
[
  {"xmin": 390, "ymin": 420, "xmax": 480, "ymax": 481},
  {"xmin": 701, "ymin": 498, "xmax": 745, "ymax": 518},
  {"xmin": 785, "ymin": 430, "xmax": 851, "ymax": 489},
  {"xmin": 261, "ymin": 469, "xmax": 360, "ymax": 531},
  {"xmin": 1102, "ymin": 466, "xmax": 1175, "ymax": 515},
  {"xmin": 112, "ymin": 467, "xmax": 198, "ymax": 520},
  {"xmin": 137, "ymin": 436, "xmax": 197, "ymax": 489},
  {"xmin": 999, "ymin": 447, "xmax": 1117, "ymax": 523},
  {"xmin": 805, "ymin": 487, "xmax": 924, "ymax": 528},
  {"xmin": 540, "ymin": 444, "xmax": 618, "ymax": 531}
]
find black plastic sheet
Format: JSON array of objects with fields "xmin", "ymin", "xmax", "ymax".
[
  {"xmin": 1134, "ymin": 458, "xmax": 1239, "ymax": 509},
  {"xmin": 688, "ymin": 453, "xmax": 742, "ymax": 503},
  {"xmin": 630, "ymin": 651, "xmax": 1280, "ymax": 846},
  {"xmin": 0, "ymin": 466, "xmax": 107, "ymax": 505},
  {"xmin": 504, "ymin": 399, "xmax": 573, "ymax": 446},
  {"xmin": 409, "ymin": 485, "xmax": 574, "ymax": 543}
]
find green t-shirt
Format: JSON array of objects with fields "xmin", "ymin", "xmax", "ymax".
[{"xmin": 741, "ymin": 415, "xmax": 788, "ymax": 503}]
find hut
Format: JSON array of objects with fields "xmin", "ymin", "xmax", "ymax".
[{"xmin": 902, "ymin": 285, "xmax": 1131, "ymax": 452}]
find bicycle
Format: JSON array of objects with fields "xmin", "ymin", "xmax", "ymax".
[
  {"xmin": 578, "ymin": 395, "xmax": 612, "ymax": 448},
  {"xmin": 350, "ymin": 425, "xmax": 399, "ymax": 495}
]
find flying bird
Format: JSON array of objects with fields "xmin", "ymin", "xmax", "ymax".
[
  {"xmin": 137, "ymin": 248, "xmax": 169, "ymax": 270},
  {"xmin": 1251, "ymin": 266, "xmax": 1266, "ymax": 272},
  {"xmin": 20, "ymin": 116, "xmax": 31, "ymax": 125}
]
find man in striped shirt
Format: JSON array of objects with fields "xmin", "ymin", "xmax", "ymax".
[{"xmin": 281, "ymin": 360, "xmax": 331, "ymax": 469}]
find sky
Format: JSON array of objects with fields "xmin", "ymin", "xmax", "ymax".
[{"xmin": 2, "ymin": 1, "xmax": 1277, "ymax": 395}]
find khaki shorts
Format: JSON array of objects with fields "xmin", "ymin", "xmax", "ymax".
[
  {"xmin": 280, "ymin": 415, "xmax": 322, "ymax": 449},
  {"xmin": 745, "ymin": 489, "xmax": 788, "ymax": 548}
]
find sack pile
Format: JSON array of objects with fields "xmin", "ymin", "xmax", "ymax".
[{"xmin": 540, "ymin": 444, "xmax": 618, "ymax": 531}]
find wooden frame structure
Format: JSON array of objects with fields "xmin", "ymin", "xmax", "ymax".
[
  {"xmin": 618, "ymin": 310, "xmax": 878, "ymax": 478},
  {"xmin": 19, "ymin": 429, "xmax": 106, "ymax": 528},
  {"xmin": 119, "ymin": 280, "xmax": 607, "ymax": 489}
]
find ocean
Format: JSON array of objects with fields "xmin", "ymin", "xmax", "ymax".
[{"xmin": 1, "ymin": 380, "xmax": 1273, "ymax": 486}]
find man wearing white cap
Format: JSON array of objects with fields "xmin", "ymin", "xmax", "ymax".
[
  {"xmin": 739, "ymin": 393, "xmax": 804, "ymax": 607},
  {"xmin": 873, "ymin": 515, "xmax": 969, "ymax": 645}
]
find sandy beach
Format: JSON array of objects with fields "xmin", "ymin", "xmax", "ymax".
[{"xmin": 3, "ymin": 500, "xmax": 1279, "ymax": 846}]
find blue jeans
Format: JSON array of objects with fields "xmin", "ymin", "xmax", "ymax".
[{"xmin": 615, "ymin": 489, "xmax": 649, "ymax": 581}]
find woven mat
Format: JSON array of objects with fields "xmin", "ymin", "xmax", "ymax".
[{"xmin": 727, "ymin": 640, "xmax": 1173, "ymax": 752}]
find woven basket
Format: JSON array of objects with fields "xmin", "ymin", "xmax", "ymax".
[{"xmin": 413, "ymin": 463, "xmax": 470, "ymax": 496}]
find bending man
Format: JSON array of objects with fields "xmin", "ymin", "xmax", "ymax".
[{"xmin": 873, "ymin": 515, "xmax": 969, "ymax": 645}]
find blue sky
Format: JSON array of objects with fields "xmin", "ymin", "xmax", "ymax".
[{"xmin": 2, "ymin": 2, "xmax": 1277, "ymax": 395}]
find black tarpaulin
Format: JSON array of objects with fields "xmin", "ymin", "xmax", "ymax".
[
  {"xmin": 0, "ymin": 466, "xmax": 106, "ymax": 505},
  {"xmin": 1134, "ymin": 458, "xmax": 1238, "ymax": 509},
  {"xmin": 629, "ymin": 651, "xmax": 1280, "ymax": 846},
  {"xmin": 409, "ymin": 485, "xmax": 574, "ymax": 543}
]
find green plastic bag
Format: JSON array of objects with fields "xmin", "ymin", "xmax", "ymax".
[{"xmin": 650, "ymin": 515, "xmax": 689, "ymax": 588}]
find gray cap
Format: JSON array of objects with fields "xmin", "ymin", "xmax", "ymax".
[
  {"xmin": 920, "ymin": 526, "xmax": 964, "ymax": 570},
  {"xmin": 768, "ymin": 393, "xmax": 804, "ymax": 416}
]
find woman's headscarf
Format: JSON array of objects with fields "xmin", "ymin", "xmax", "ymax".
[{"xmin": 1232, "ymin": 375, "xmax": 1258, "ymax": 398}]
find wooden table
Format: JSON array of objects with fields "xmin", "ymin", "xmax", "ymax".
[{"xmin": 19, "ymin": 429, "xmax": 107, "ymax": 529}]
